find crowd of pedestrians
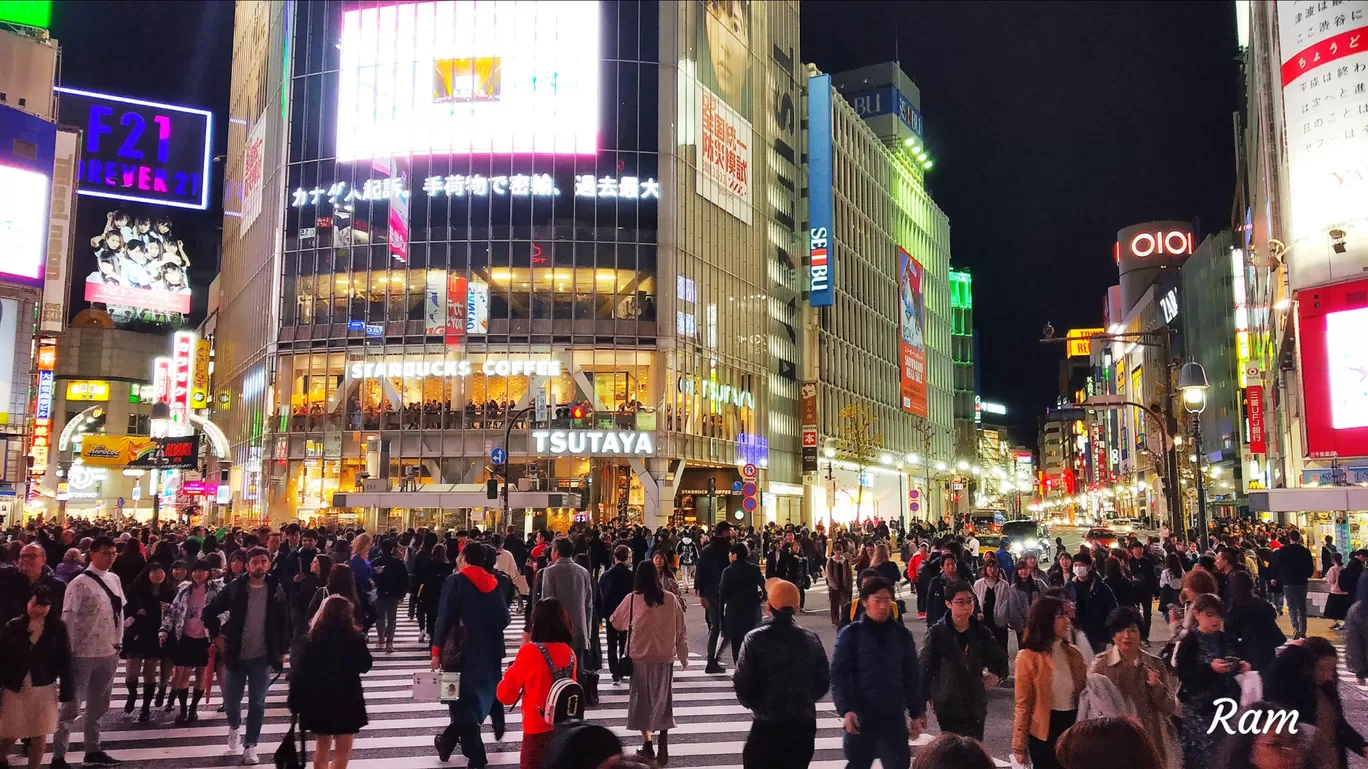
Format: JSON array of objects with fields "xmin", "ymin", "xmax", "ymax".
[{"xmin": 0, "ymin": 514, "xmax": 1365, "ymax": 769}]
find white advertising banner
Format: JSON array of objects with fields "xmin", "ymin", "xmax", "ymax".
[
  {"xmin": 695, "ymin": 83, "xmax": 753, "ymax": 224},
  {"xmin": 43, "ymin": 130, "xmax": 78, "ymax": 333},
  {"xmin": 1278, "ymin": 0, "xmax": 1368, "ymax": 290},
  {"xmin": 240, "ymin": 116, "xmax": 267, "ymax": 233},
  {"xmin": 424, "ymin": 270, "xmax": 447, "ymax": 335}
]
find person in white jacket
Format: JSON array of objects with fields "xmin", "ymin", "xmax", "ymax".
[{"xmin": 972, "ymin": 559, "xmax": 1012, "ymax": 654}]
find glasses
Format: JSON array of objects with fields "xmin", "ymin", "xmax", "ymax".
[
  {"xmin": 91, "ymin": 549, "xmax": 116, "ymax": 557},
  {"xmin": 950, "ymin": 598, "xmax": 975, "ymax": 606}
]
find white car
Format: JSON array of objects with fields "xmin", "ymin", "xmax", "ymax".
[{"xmin": 1112, "ymin": 518, "xmax": 1136, "ymax": 533}]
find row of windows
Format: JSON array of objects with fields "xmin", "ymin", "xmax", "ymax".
[{"xmin": 282, "ymin": 240, "xmax": 658, "ymax": 275}]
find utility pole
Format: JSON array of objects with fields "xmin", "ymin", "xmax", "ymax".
[{"xmin": 501, "ymin": 404, "xmax": 537, "ymax": 530}]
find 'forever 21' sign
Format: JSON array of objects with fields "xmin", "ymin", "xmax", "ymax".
[{"xmin": 56, "ymin": 87, "xmax": 213, "ymax": 210}]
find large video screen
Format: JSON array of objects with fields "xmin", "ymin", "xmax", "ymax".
[
  {"xmin": 1326, "ymin": 305, "xmax": 1368, "ymax": 431},
  {"xmin": 336, "ymin": 0, "xmax": 599, "ymax": 160},
  {"xmin": 0, "ymin": 164, "xmax": 49, "ymax": 284},
  {"xmin": 82, "ymin": 206, "xmax": 192, "ymax": 324}
]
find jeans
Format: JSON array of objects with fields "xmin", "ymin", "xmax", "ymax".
[
  {"xmin": 1138, "ymin": 595, "xmax": 1153, "ymax": 641},
  {"xmin": 375, "ymin": 596, "xmax": 401, "ymax": 644},
  {"xmin": 1284, "ymin": 584, "xmax": 1309, "ymax": 637},
  {"xmin": 439, "ymin": 700, "xmax": 486, "ymax": 766},
  {"xmin": 223, "ymin": 658, "xmax": 273, "ymax": 747},
  {"xmin": 829, "ymin": 589, "xmax": 850, "ymax": 626},
  {"xmin": 1270, "ymin": 588, "xmax": 1285, "ymax": 614},
  {"xmin": 418, "ymin": 600, "xmax": 439, "ymax": 637},
  {"xmin": 605, "ymin": 625, "xmax": 628, "ymax": 680},
  {"xmin": 53, "ymin": 655, "xmax": 118, "ymax": 759},
  {"xmin": 842, "ymin": 717, "xmax": 911, "ymax": 769},
  {"xmin": 743, "ymin": 719, "xmax": 816, "ymax": 769},
  {"xmin": 705, "ymin": 598, "xmax": 723, "ymax": 662}
]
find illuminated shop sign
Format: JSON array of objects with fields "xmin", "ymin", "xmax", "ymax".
[
  {"xmin": 65, "ymin": 380, "xmax": 111, "ymax": 401},
  {"xmin": 1159, "ymin": 288, "xmax": 1180, "ymax": 324},
  {"xmin": 847, "ymin": 86, "xmax": 924, "ymax": 138},
  {"xmin": 291, "ymin": 174, "xmax": 658, "ymax": 208},
  {"xmin": 531, "ymin": 429, "xmax": 655, "ymax": 456},
  {"xmin": 55, "ymin": 87, "xmax": 213, "ymax": 210},
  {"xmin": 676, "ymin": 376, "xmax": 755, "ymax": 408},
  {"xmin": 807, "ymin": 74, "xmax": 835, "ymax": 308},
  {"xmin": 346, "ymin": 359, "xmax": 562, "ymax": 380}
]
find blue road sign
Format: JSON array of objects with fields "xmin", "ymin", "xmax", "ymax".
[
  {"xmin": 491, "ymin": 447, "xmax": 507, "ymax": 464},
  {"xmin": 347, "ymin": 320, "xmax": 365, "ymax": 332},
  {"xmin": 741, "ymin": 496, "xmax": 758, "ymax": 512},
  {"xmin": 731, "ymin": 480, "xmax": 743, "ymax": 492}
]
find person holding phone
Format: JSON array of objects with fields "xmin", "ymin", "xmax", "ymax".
[{"xmin": 1174, "ymin": 593, "xmax": 1247, "ymax": 769}]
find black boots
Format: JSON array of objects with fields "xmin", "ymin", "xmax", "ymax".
[
  {"xmin": 639, "ymin": 740, "xmax": 655, "ymax": 760},
  {"xmin": 658, "ymin": 731, "xmax": 669, "ymax": 765},
  {"xmin": 189, "ymin": 689, "xmax": 203, "ymax": 722},
  {"xmin": 139, "ymin": 683, "xmax": 155, "ymax": 722},
  {"xmin": 173, "ymin": 689, "xmax": 189, "ymax": 724},
  {"xmin": 123, "ymin": 681, "xmax": 138, "ymax": 714},
  {"xmin": 155, "ymin": 682, "xmax": 167, "ymax": 709}
]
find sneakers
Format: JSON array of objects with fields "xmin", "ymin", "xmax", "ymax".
[
  {"xmin": 417, "ymin": 632, "xmax": 427, "ymax": 645},
  {"xmin": 704, "ymin": 660, "xmax": 724, "ymax": 674},
  {"xmin": 82, "ymin": 752, "xmax": 123, "ymax": 766},
  {"xmin": 242, "ymin": 746, "xmax": 259, "ymax": 766},
  {"xmin": 227, "ymin": 727, "xmax": 242, "ymax": 753}
]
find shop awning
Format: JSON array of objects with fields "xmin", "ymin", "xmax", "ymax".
[
  {"xmin": 1248, "ymin": 487, "xmax": 1368, "ymax": 513},
  {"xmin": 331, "ymin": 489, "xmax": 582, "ymax": 509}
]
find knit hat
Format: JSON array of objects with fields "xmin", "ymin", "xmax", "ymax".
[{"xmin": 765, "ymin": 577, "xmax": 800, "ymax": 612}]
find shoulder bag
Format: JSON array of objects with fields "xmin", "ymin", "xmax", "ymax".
[
  {"xmin": 619, "ymin": 593, "xmax": 635, "ymax": 678},
  {"xmin": 273, "ymin": 714, "xmax": 307, "ymax": 769}
]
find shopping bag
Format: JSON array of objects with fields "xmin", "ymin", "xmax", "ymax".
[
  {"xmin": 1237, "ymin": 670, "xmax": 1263, "ymax": 705},
  {"xmin": 412, "ymin": 670, "xmax": 440, "ymax": 701},
  {"xmin": 439, "ymin": 671, "xmax": 462, "ymax": 701}
]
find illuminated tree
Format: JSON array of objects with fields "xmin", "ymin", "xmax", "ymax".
[{"xmin": 837, "ymin": 403, "xmax": 884, "ymax": 523}]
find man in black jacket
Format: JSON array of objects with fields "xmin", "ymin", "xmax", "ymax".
[
  {"xmin": 1272, "ymin": 530, "xmax": 1316, "ymax": 639},
  {"xmin": 694, "ymin": 521, "xmax": 734, "ymax": 673},
  {"xmin": 203, "ymin": 546, "xmax": 290, "ymax": 765},
  {"xmin": 924, "ymin": 555, "xmax": 958, "ymax": 627},
  {"xmin": 371, "ymin": 538, "xmax": 409, "ymax": 653},
  {"xmin": 597, "ymin": 544, "xmax": 635, "ymax": 682},
  {"xmin": 1126, "ymin": 541, "xmax": 1158, "ymax": 644},
  {"xmin": 734, "ymin": 578, "xmax": 830, "ymax": 769},
  {"xmin": 719, "ymin": 542, "xmax": 767, "ymax": 665},
  {"xmin": 920, "ymin": 580, "xmax": 1007, "ymax": 740}
]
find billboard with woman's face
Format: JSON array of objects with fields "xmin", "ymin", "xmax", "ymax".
[
  {"xmin": 694, "ymin": 0, "xmax": 753, "ymax": 224},
  {"xmin": 898, "ymin": 247, "xmax": 927, "ymax": 417},
  {"xmin": 82, "ymin": 206, "xmax": 192, "ymax": 325}
]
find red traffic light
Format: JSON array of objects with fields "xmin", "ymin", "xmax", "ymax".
[{"xmin": 571, "ymin": 404, "xmax": 587, "ymax": 419}]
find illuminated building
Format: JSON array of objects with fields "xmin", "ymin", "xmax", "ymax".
[
  {"xmin": 1236, "ymin": 3, "xmax": 1368, "ymax": 549},
  {"xmin": 950, "ymin": 271, "xmax": 976, "ymax": 463},
  {"xmin": 215, "ymin": 0, "xmax": 804, "ymax": 527},
  {"xmin": 803, "ymin": 62, "xmax": 955, "ymax": 527}
]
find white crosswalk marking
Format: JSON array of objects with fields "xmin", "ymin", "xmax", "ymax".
[{"xmin": 67, "ymin": 598, "xmax": 1007, "ymax": 768}]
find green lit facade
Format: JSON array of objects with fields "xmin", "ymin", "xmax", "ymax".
[{"xmin": 950, "ymin": 270, "xmax": 976, "ymax": 457}]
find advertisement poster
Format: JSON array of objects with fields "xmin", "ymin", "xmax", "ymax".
[
  {"xmin": 336, "ymin": 1, "xmax": 599, "ymax": 160},
  {"xmin": 897, "ymin": 247, "xmax": 927, "ymax": 417},
  {"xmin": 191, "ymin": 339, "xmax": 211, "ymax": 408},
  {"xmin": 83, "ymin": 206, "xmax": 193, "ymax": 323},
  {"xmin": 1277, "ymin": 1, "xmax": 1368, "ymax": 291},
  {"xmin": 424, "ymin": 270, "xmax": 447, "ymax": 335},
  {"xmin": 42, "ymin": 130, "xmax": 78, "ymax": 332},
  {"xmin": 466, "ymin": 279, "xmax": 489, "ymax": 334},
  {"xmin": 1246, "ymin": 385, "xmax": 1266, "ymax": 455},
  {"xmin": 1326, "ymin": 305, "xmax": 1368, "ymax": 430},
  {"xmin": 0, "ymin": 164, "xmax": 50, "ymax": 284},
  {"xmin": 169, "ymin": 331, "xmax": 195, "ymax": 424},
  {"xmin": 0, "ymin": 299, "xmax": 16, "ymax": 424},
  {"xmin": 807, "ymin": 73, "xmax": 834, "ymax": 307},
  {"xmin": 693, "ymin": 0, "xmax": 752, "ymax": 224},
  {"xmin": 447, "ymin": 273, "xmax": 468, "ymax": 344},
  {"xmin": 240, "ymin": 116, "xmax": 267, "ymax": 232},
  {"xmin": 80, "ymin": 435, "xmax": 200, "ymax": 469}
]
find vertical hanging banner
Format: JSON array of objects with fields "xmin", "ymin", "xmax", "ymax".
[
  {"xmin": 447, "ymin": 274, "xmax": 468, "ymax": 344},
  {"xmin": 240, "ymin": 116, "xmax": 267, "ymax": 232},
  {"xmin": 424, "ymin": 270, "xmax": 447, "ymax": 335},
  {"xmin": 191, "ymin": 339, "xmax": 211, "ymax": 407},
  {"xmin": 898, "ymin": 247, "xmax": 928, "ymax": 417},
  {"xmin": 1246, "ymin": 385, "xmax": 1266, "ymax": 455},
  {"xmin": 170, "ymin": 331, "xmax": 195, "ymax": 425},
  {"xmin": 43, "ymin": 130, "xmax": 79, "ymax": 332},
  {"xmin": 153, "ymin": 356, "xmax": 172, "ymax": 407},
  {"xmin": 807, "ymin": 74, "xmax": 835, "ymax": 308}
]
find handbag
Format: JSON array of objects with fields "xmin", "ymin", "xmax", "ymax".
[
  {"xmin": 412, "ymin": 670, "xmax": 440, "ymax": 701},
  {"xmin": 619, "ymin": 594, "xmax": 635, "ymax": 678},
  {"xmin": 273, "ymin": 714, "xmax": 307, "ymax": 769},
  {"xmin": 579, "ymin": 668, "xmax": 600, "ymax": 708}
]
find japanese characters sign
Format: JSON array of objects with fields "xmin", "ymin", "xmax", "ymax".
[
  {"xmin": 695, "ymin": 84, "xmax": 752, "ymax": 224},
  {"xmin": 1278, "ymin": 0, "xmax": 1368, "ymax": 290},
  {"xmin": 290, "ymin": 173, "xmax": 659, "ymax": 208}
]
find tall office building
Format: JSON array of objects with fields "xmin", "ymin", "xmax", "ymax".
[
  {"xmin": 949, "ymin": 269, "xmax": 975, "ymax": 459},
  {"xmin": 214, "ymin": 0, "xmax": 803, "ymax": 527},
  {"xmin": 803, "ymin": 62, "xmax": 954, "ymax": 527}
]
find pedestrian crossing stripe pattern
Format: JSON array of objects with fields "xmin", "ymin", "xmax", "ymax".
[{"xmin": 37, "ymin": 597, "xmax": 1021, "ymax": 769}]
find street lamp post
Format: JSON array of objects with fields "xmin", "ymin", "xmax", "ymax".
[
  {"xmin": 501, "ymin": 404, "xmax": 538, "ymax": 531},
  {"xmin": 149, "ymin": 402, "xmax": 171, "ymax": 530},
  {"xmin": 1179, "ymin": 362, "xmax": 1210, "ymax": 547}
]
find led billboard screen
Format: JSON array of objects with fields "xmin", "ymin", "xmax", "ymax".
[
  {"xmin": 55, "ymin": 87, "xmax": 213, "ymax": 210},
  {"xmin": 336, "ymin": 1, "xmax": 599, "ymax": 160},
  {"xmin": 82, "ymin": 205, "xmax": 193, "ymax": 323},
  {"xmin": 1297, "ymin": 279, "xmax": 1368, "ymax": 458},
  {"xmin": 0, "ymin": 164, "xmax": 49, "ymax": 284}
]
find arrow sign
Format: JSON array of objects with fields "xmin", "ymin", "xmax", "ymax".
[
  {"xmin": 491, "ymin": 447, "xmax": 507, "ymax": 464},
  {"xmin": 732, "ymin": 480, "xmax": 743, "ymax": 492},
  {"xmin": 742, "ymin": 463, "xmax": 757, "ymax": 478}
]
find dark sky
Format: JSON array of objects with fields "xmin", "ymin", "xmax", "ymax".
[{"xmin": 802, "ymin": 1, "xmax": 1241, "ymax": 435}]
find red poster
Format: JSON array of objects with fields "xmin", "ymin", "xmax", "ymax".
[
  {"xmin": 1246, "ymin": 385, "xmax": 1266, "ymax": 455},
  {"xmin": 446, "ymin": 274, "xmax": 467, "ymax": 345},
  {"xmin": 897, "ymin": 247, "xmax": 928, "ymax": 417}
]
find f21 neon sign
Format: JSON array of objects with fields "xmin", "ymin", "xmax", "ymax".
[{"xmin": 56, "ymin": 87, "xmax": 213, "ymax": 210}]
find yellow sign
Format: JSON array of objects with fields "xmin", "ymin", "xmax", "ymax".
[
  {"xmin": 79, "ymin": 435, "xmax": 157, "ymax": 466},
  {"xmin": 1066, "ymin": 328, "xmax": 1105, "ymax": 358},
  {"xmin": 66, "ymin": 380, "xmax": 111, "ymax": 401},
  {"xmin": 216, "ymin": 389, "xmax": 231, "ymax": 410},
  {"xmin": 191, "ymin": 340, "xmax": 211, "ymax": 407}
]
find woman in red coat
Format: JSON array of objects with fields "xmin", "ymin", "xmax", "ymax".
[{"xmin": 497, "ymin": 598, "xmax": 578, "ymax": 769}]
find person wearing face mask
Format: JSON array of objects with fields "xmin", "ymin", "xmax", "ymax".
[
  {"xmin": 924, "ymin": 555, "xmax": 961, "ymax": 627},
  {"xmin": 1062, "ymin": 552, "xmax": 1117, "ymax": 653}
]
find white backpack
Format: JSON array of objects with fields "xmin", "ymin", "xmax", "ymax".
[{"xmin": 534, "ymin": 643, "xmax": 584, "ymax": 725}]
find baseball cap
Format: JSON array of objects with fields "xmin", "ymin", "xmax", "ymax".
[{"xmin": 765, "ymin": 578, "xmax": 800, "ymax": 612}]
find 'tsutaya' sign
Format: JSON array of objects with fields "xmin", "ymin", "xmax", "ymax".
[{"xmin": 531, "ymin": 429, "xmax": 655, "ymax": 456}]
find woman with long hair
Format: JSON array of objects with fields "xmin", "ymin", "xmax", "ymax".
[
  {"xmin": 1263, "ymin": 637, "xmax": 1367, "ymax": 769},
  {"xmin": 308, "ymin": 561, "xmax": 364, "ymax": 629},
  {"xmin": 497, "ymin": 598, "xmax": 579, "ymax": 769},
  {"xmin": 1224, "ymin": 570, "xmax": 1285, "ymax": 673},
  {"xmin": 1157, "ymin": 552, "xmax": 1184, "ymax": 619},
  {"xmin": 651, "ymin": 548, "xmax": 686, "ymax": 613},
  {"xmin": 609, "ymin": 561, "xmax": 688, "ymax": 763},
  {"xmin": 160, "ymin": 560, "xmax": 219, "ymax": 723},
  {"xmin": 416, "ymin": 543, "xmax": 454, "ymax": 643},
  {"xmin": 121, "ymin": 562, "xmax": 167, "ymax": 722},
  {"xmin": 1325, "ymin": 552, "xmax": 1349, "ymax": 630},
  {"xmin": 1047, "ymin": 552, "xmax": 1073, "ymax": 588},
  {"xmin": 289, "ymin": 595, "xmax": 372, "ymax": 769},
  {"xmin": 1011, "ymin": 596, "xmax": 1086, "ymax": 769},
  {"xmin": 1174, "ymin": 593, "xmax": 1247, "ymax": 769}
]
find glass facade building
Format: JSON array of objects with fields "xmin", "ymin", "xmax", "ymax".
[{"xmin": 215, "ymin": 0, "xmax": 802, "ymax": 528}]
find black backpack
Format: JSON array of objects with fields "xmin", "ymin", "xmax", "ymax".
[{"xmin": 534, "ymin": 643, "xmax": 584, "ymax": 725}]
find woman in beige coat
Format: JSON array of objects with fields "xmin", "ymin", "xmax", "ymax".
[
  {"xmin": 609, "ymin": 560, "xmax": 688, "ymax": 764},
  {"xmin": 1090, "ymin": 606, "xmax": 1181, "ymax": 769}
]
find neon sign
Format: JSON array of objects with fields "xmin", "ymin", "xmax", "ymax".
[
  {"xmin": 531, "ymin": 429, "xmax": 655, "ymax": 456},
  {"xmin": 291, "ymin": 174, "xmax": 658, "ymax": 208},
  {"xmin": 347, "ymin": 358, "xmax": 562, "ymax": 380},
  {"xmin": 1128, "ymin": 230, "xmax": 1193, "ymax": 258}
]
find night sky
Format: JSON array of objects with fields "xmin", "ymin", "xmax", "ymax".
[
  {"xmin": 803, "ymin": 0, "xmax": 1242, "ymax": 436},
  {"xmin": 47, "ymin": 1, "xmax": 1241, "ymax": 436}
]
